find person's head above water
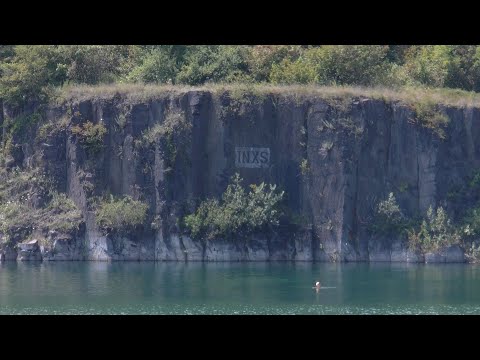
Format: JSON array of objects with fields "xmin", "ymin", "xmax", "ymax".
[{"xmin": 315, "ymin": 281, "xmax": 321, "ymax": 288}]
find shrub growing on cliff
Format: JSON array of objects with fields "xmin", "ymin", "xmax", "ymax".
[
  {"xmin": 141, "ymin": 111, "xmax": 191, "ymax": 176},
  {"xmin": 95, "ymin": 195, "xmax": 149, "ymax": 234},
  {"xmin": 411, "ymin": 100, "xmax": 449, "ymax": 139},
  {"xmin": 408, "ymin": 206, "xmax": 460, "ymax": 253},
  {"xmin": 142, "ymin": 112, "xmax": 191, "ymax": 145},
  {"xmin": 299, "ymin": 159, "xmax": 310, "ymax": 176},
  {"xmin": 459, "ymin": 207, "xmax": 480, "ymax": 261},
  {"xmin": 71, "ymin": 121, "xmax": 107, "ymax": 155},
  {"xmin": 184, "ymin": 174, "xmax": 284, "ymax": 241},
  {"xmin": 465, "ymin": 243, "xmax": 480, "ymax": 263},
  {"xmin": 43, "ymin": 192, "xmax": 83, "ymax": 233},
  {"xmin": 36, "ymin": 116, "xmax": 69, "ymax": 143},
  {"xmin": 462, "ymin": 206, "xmax": 480, "ymax": 236},
  {"xmin": 370, "ymin": 193, "xmax": 410, "ymax": 236},
  {"xmin": 0, "ymin": 168, "xmax": 83, "ymax": 244},
  {"xmin": 0, "ymin": 200, "xmax": 31, "ymax": 243},
  {"xmin": 2, "ymin": 112, "xmax": 43, "ymax": 157}
]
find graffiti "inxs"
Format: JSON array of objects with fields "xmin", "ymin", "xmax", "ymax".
[{"xmin": 235, "ymin": 147, "xmax": 270, "ymax": 168}]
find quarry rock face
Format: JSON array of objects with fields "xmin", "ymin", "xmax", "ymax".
[{"xmin": 2, "ymin": 89, "xmax": 480, "ymax": 262}]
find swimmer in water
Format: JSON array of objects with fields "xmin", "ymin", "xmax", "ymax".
[{"xmin": 313, "ymin": 281, "xmax": 321, "ymax": 290}]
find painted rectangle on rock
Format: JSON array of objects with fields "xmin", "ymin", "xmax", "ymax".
[{"xmin": 235, "ymin": 147, "xmax": 270, "ymax": 168}]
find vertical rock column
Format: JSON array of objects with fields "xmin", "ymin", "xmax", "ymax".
[
  {"xmin": 306, "ymin": 101, "xmax": 347, "ymax": 261},
  {"xmin": 0, "ymin": 98, "xmax": 4, "ymax": 147}
]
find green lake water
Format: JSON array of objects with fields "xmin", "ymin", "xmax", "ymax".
[{"xmin": 1, "ymin": 261, "xmax": 480, "ymax": 314}]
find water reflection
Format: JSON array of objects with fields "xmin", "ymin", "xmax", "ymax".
[{"xmin": 1, "ymin": 261, "xmax": 480, "ymax": 314}]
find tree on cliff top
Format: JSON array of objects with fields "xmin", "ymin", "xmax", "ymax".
[
  {"xmin": 0, "ymin": 45, "xmax": 66, "ymax": 106},
  {"xmin": 4, "ymin": 45, "xmax": 480, "ymax": 108}
]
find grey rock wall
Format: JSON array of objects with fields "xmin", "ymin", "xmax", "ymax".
[{"xmin": 1, "ymin": 90, "xmax": 477, "ymax": 263}]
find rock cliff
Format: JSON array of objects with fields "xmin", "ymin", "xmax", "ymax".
[{"xmin": 1, "ymin": 86, "xmax": 479, "ymax": 262}]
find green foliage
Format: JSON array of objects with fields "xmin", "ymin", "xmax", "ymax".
[
  {"xmin": 444, "ymin": 46, "xmax": 480, "ymax": 91},
  {"xmin": 319, "ymin": 140, "xmax": 334, "ymax": 156},
  {"xmin": 469, "ymin": 171, "xmax": 480, "ymax": 188},
  {"xmin": 386, "ymin": 45, "xmax": 411, "ymax": 64},
  {"xmin": 43, "ymin": 192, "xmax": 83, "ymax": 233},
  {"xmin": 176, "ymin": 46, "xmax": 252, "ymax": 85},
  {"xmin": 299, "ymin": 159, "xmax": 309, "ymax": 175},
  {"xmin": 56, "ymin": 45, "xmax": 129, "ymax": 85},
  {"xmin": 0, "ymin": 45, "xmax": 14, "ymax": 61},
  {"xmin": 403, "ymin": 46, "xmax": 452, "ymax": 88},
  {"xmin": 407, "ymin": 206, "xmax": 461, "ymax": 253},
  {"xmin": 0, "ymin": 167, "xmax": 49, "ymax": 205},
  {"xmin": 0, "ymin": 45, "xmax": 134, "ymax": 106},
  {"xmin": 47, "ymin": 192, "xmax": 77, "ymax": 211},
  {"xmin": 7, "ymin": 112, "xmax": 42, "ymax": 136},
  {"xmin": 0, "ymin": 200, "xmax": 31, "ymax": 242},
  {"xmin": 2, "ymin": 49, "xmax": 64, "ymax": 109},
  {"xmin": 465, "ymin": 243, "xmax": 480, "ymax": 263},
  {"xmin": 95, "ymin": 195, "xmax": 149, "ymax": 234},
  {"xmin": 142, "ymin": 112, "xmax": 190, "ymax": 145},
  {"xmin": 370, "ymin": 193, "xmax": 410, "ymax": 236},
  {"xmin": 122, "ymin": 45, "xmax": 188, "ymax": 82},
  {"xmin": 141, "ymin": 111, "xmax": 191, "ymax": 172},
  {"xmin": 0, "ymin": 112, "xmax": 42, "ymax": 157},
  {"xmin": 445, "ymin": 169, "xmax": 480, "ymax": 210},
  {"xmin": 1, "ymin": 112, "xmax": 43, "ymax": 158},
  {"xmin": 0, "ymin": 168, "xmax": 82, "ymax": 244},
  {"xmin": 4, "ymin": 45, "xmax": 480, "ymax": 108},
  {"xmin": 36, "ymin": 116, "xmax": 68, "ymax": 143},
  {"xmin": 377, "ymin": 193, "xmax": 403, "ymax": 220},
  {"xmin": 271, "ymin": 46, "xmax": 391, "ymax": 86},
  {"xmin": 270, "ymin": 57, "xmax": 318, "ymax": 84},
  {"xmin": 312, "ymin": 45, "xmax": 391, "ymax": 86},
  {"xmin": 184, "ymin": 174, "xmax": 284, "ymax": 241},
  {"xmin": 218, "ymin": 85, "xmax": 267, "ymax": 120},
  {"xmin": 411, "ymin": 100, "xmax": 449, "ymax": 139},
  {"xmin": 461, "ymin": 206, "xmax": 480, "ymax": 237},
  {"xmin": 403, "ymin": 46, "xmax": 480, "ymax": 91},
  {"xmin": 334, "ymin": 116, "xmax": 364, "ymax": 137},
  {"xmin": 126, "ymin": 47, "xmax": 178, "ymax": 84},
  {"xmin": 0, "ymin": 45, "xmax": 66, "ymax": 106},
  {"xmin": 71, "ymin": 121, "xmax": 107, "ymax": 155},
  {"xmin": 247, "ymin": 45, "xmax": 303, "ymax": 82},
  {"xmin": 398, "ymin": 182, "xmax": 409, "ymax": 193}
]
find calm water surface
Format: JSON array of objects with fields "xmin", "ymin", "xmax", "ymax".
[{"xmin": 1, "ymin": 262, "xmax": 480, "ymax": 314}]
